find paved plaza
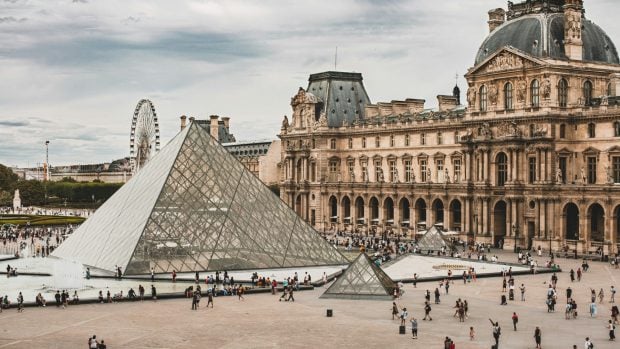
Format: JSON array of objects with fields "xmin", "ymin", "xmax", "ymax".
[{"xmin": 0, "ymin": 251, "xmax": 618, "ymax": 348}]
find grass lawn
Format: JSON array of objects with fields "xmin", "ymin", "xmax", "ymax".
[{"xmin": 0, "ymin": 214, "xmax": 85, "ymax": 226}]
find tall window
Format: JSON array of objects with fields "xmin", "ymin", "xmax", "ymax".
[
  {"xmin": 361, "ymin": 162, "xmax": 368, "ymax": 181},
  {"xmin": 588, "ymin": 123, "xmax": 596, "ymax": 138},
  {"xmin": 329, "ymin": 160, "xmax": 338, "ymax": 175},
  {"xmin": 436, "ymin": 159, "xmax": 444, "ymax": 182},
  {"xmin": 404, "ymin": 134, "xmax": 410, "ymax": 146},
  {"xmin": 404, "ymin": 160, "xmax": 412, "ymax": 182},
  {"xmin": 614, "ymin": 121, "xmax": 620, "ymax": 137},
  {"xmin": 613, "ymin": 157, "xmax": 620, "ymax": 183},
  {"xmin": 374, "ymin": 160, "xmax": 382, "ymax": 182},
  {"xmin": 420, "ymin": 133, "xmax": 426, "ymax": 145},
  {"xmin": 587, "ymin": 157, "xmax": 597, "ymax": 184},
  {"xmin": 531, "ymin": 79, "xmax": 540, "ymax": 107},
  {"xmin": 375, "ymin": 136, "xmax": 380, "ymax": 148},
  {"xmin": 420, "ymin": 160, "xmax": 427, "ymax": 182},
  {"xmin": 560, "ymin": 124, "xmax": 566, "ymax": 139},
  {"xmin": 496, "ymin": 153, "xmax": 508, "ymax": 186},
  {"xmin": 347, "ymin": 160, "xmax": 355, "ymax": 179},
  {"xmin": 348, "ymin": 138, "xmax": 353, "ymax": 149},
  {"xmin": 330, "ymin": 138, "xmax": 336, "ymax": 149},
  {"xmin": 528, "ymin": 157, "xmax": 536, "ymax": 183},
  {"xmin": 389, "ymin": 160, "xmax": 397, "ymax": 182},
  {"xmin": 583, "ymin": 80, "xmax": 593, "ymax": 106},
  {"xmin": 390, "ymin": 135, "xmax": 395, "ymax": 147},
  {"xmin": 453, "ymin": 159, "xmax": 461, "ymax": 182},
  {"xmin": 312, "ymin": 139, "xmax": 316, "ymax": 149},
  {"xmin": 437, "ymin": 132, "xmax": 443, "ymax": 145},
  {"xmin": 608, "ymin": 83, "xmax": 613, "ymax": 96},
  {"xmin": 361, "ymin": 137, "xmax": 366, "ymax": 148},
  {"xmin": 529, "ymin": 124, "xmax": 535, "ymax": 137},
  {"xmin": 479, "ymin": 85, "xmax": 488, "ymax": 112},
  {"xmin": 558, "ymin": 78, "xmax": 568, "ymax": 107},
  {"xmin": 504, "ymin": 82, "xmax": 513, "ymax": 110},
  {"xmin": 454, "ymin": 132, "xmax": 459, "ymax": 143}
]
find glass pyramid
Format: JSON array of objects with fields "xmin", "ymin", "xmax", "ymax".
[
  {"xmin": 321, "ymin": 253, "xmax": 396, "ymax": 300},
  {"xmin": 53, "ymin": 122, "xmax": 347, "ymax": 274},
  {"xmin": 416, "ymin": 225, "xmax": 451, "ymax": 252}
]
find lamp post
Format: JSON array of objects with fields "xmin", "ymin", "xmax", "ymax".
[
  {"xmin": 512, "ymin": 224, "xmax": 518, "ymax": 253},
  {"xmin": 548, "ymin": 230, "xmax": 553, "ymax": 257}
]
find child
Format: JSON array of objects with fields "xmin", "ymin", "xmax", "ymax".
[{"xmin": 470, "ymin": 326, "xmax": 475, "ymax": 340}]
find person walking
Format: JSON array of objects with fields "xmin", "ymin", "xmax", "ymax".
[
  {"xmin": 410, "ymin": 316, "xmax": 418, "ymax": 339},
  {"xmin": 239, "ymin": 285, "xmax": 246, "ymax": 301},
  {"xmin": 469, "ymin": 326, "xmax": 475, "ymax": 340},
  {"xmin": 151, "ymin": 285, "xmax": 157, "ymax": 301},
  {"xmin": 585, "ymin": 337, "xmax": 594, "ymax": 349},
  {"xmin": 391, "ymin": 302, "xmax": 399, "ymax": 320},
  {"xmin": 150, "ymin": 268, "xmax": 155, "ymax": 282},
  {"xmin": 139, "ymin": 285, "xmax": 144, "ymax": 301},
  {"xmin": 16, "ymin": 292, "xmax": 23, "ymax": 313},
  {"xmin": 423, "ymin": 301, "xmax": 432, "ymax": 321},
  {"xmin": 412, "ymin": 273, "xmax": 418, "ymax": 288},
  {"xmin": 599, "ymin": 288, "xmax": 605, "ymax": 303},
  {"xmin": 511, "ymin": 312, "xmax": 518, "ymax": 331},
  {"xmin": 612, "ymin": 285, "xmax": 617, "ymax": 303},
  {"xmin": 519, "ymin": 284, "xmax": 526, "ymax": 301},
  {"xmin": 534, "ymin": 327, "xmax": 542, "ymax": 348},
  {"xmin": 89, "ymin": 335, "xmax": 99, "ymax": 349},
  {"xmin": 434, "ymin": 288, "xmax": 441, "ymax": 304},
  {"xmin": 191, "ymin": 292, "xmax": 198, "ymax": 310},
  {"xmin": 608, "ymin": 320, "xmax": 616, "ymax": 341}
]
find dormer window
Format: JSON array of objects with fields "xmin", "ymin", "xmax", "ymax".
[
  {"xmin": 479, "ymin": 85, "xmax": 488, "ymax": 112},
  {"xmin": 558, "ymin": 78, "xmax": 568, "ymax": 107},
  {"xmin": 531, "ymin": 79, "xmax": 540, "ymax": 107},
  {"xmin": 504, "ymin": 82, "xmax": 513, "ymax": 110},
  {"xmin": 583, "ymin": 80, "xmax": 593, "ymax": 106}
]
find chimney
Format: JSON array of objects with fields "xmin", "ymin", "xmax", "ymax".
[
  {"xmin": 488, "ymin": 8, "xmax": 506, "ymax": 33},
  {"xmin": 221, "ymin": 117, "xmax": 230, "ymax": 132},
  {"xmin": 437, "ymin": 95, "xmax": 458, "ymax": 112},
  {"xmin": 563, "ymin": 0, "xmax": 584, "ymax": 60},
  {"xmin": 209, "ymin": 115, "xmax": 219, "ymax": 140},
  {"xmin": 180, "ymin": 115, "xmax": 187, "ymax": 131}
]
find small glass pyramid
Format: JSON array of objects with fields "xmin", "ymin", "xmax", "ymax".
[
  {"xmin": 53, "ymin": 121, "xmax": 348, "ymax": 274},
  {"xmin": 321, "ymin": 253, "xmax": 396, "ymax": 300},
  {"xmin": 416, "ymin": 225, "xmax": 451, "ymax": 252}
]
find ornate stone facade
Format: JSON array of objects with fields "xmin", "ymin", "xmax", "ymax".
[{"xmin": 279, "ymin": 0, "xmax": 620, "ymax": 256}]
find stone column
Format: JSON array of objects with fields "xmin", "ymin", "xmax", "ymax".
[
  {"xmin": 541, "ymin": 200, "xmax": 547, "ymax": 238},
  {"xmin": 464, "ymin": 198, "xmax": 470, "ymax": 235},
  {"xmin": 507, "ymin": 149, "xmax": 513, "ymax": 183},
  {"xmin": 483, "ymin": 199, "xmax": 489, "ymax": 235},
  {"xmin": 536, "ymin": 149, "xmax": 541, "ymax": 183},
  {"xmin": 465, "ymin": 152, "xmax": 471, "ymax": 182},
  {"xmin": 511, "ymin": 198, "xmax": 518, "ymax": 234},
  {"xmin": 535, "ymin": 199, "xmax": 541, "ymax": 238}
]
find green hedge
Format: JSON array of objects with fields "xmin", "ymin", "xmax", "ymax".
[{"xmin": 0, "ymin": 214, "xmax": 85, "ymax": 226}]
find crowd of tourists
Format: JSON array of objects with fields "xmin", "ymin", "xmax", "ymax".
[{"xmin": 0, "ymin": 224, "xmax": 74, "ymax": 257}]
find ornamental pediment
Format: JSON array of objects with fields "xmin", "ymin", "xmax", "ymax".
[{"xmin": 469, "ymin": 47, "xmax": 544, "ymax": 75}]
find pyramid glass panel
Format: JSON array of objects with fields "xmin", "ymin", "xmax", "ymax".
[
  {"xmin": 416, "ymin": 225, "xmax": 451, "ymax": 252},
  {"xmin": 53, "ymin": 122, "xmax": 347, "ymax": 274},
  {"xmin": 321, "ymin": 253, "xmax": 396, "ymax": 300}
]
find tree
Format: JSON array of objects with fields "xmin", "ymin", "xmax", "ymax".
[
  {"xmin": 0, "ymin": 164, "xmax": 18, "ymax": 191},
  {"xmin": 15, "ymin": 180, "xmax": 45, "ymax": 206}
]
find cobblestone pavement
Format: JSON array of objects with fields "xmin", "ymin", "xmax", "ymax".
[{"xmin": 0, "ymin": 251, "xmax": 618, "ymax": 348}]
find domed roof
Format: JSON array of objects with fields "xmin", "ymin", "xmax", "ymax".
[{"xmin": 475, "ymin": 13, "xmax": 619, "ymax": 65}]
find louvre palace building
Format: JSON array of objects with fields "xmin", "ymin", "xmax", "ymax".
[{"xmin": 278, "ymin": 0, "xmax": 620, "ymax": 256}]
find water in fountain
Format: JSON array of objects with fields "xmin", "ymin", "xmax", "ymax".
[{"xmin": 51, "ymin": 258, "xmax": 85, "ymax": 290}]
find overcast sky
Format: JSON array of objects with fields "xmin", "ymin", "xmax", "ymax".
[{"xmin": 1, "ymin": 0, "xmax": 618, "ymax": 168}]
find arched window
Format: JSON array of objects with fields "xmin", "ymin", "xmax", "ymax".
[
  {"xmin": 479, "ymin": 85, "xmax": 488, "ymax": 112},
  {"xmin": 496, "ymin": 152, "xmax": 508, "ymax": 186},
  {"xmin": 588, "ymin": 123, "xmax": 596, "ymax": 138},
  {"xmin": 614, "ymin": 121, "xmax": 620, "ymax": 137},
  {"xmin": 583, "ymin": 80, "xmax": 593, "ymax": 106},
  {"xmin": 504, "ymin": 82, "xmax": 513, "ymax": 110},
  {"xmin": 558, "ymin": 78, "xmax": 568, "ymax": 107},
  {"xmin": 330, "ymin": 138, "xmax": 336, "ymax": 149},
  {"xmin": 531, "ymin": 79, "xmax": 540, "ymax": 107},
  {"xmin": 560, "ymin": 124, "xmax": 566, "ymax": 139}
]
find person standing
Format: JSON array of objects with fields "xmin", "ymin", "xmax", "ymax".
[
  {"xmin": 584, "ymin": 337, "xmax": 593, "ymax": 349},
  {"xmin": 608, "ymin": 320, "xmax": 616, "ymax": 341},
  {"xmin": 469, "ymin": 326, "xmax": 475, "ymax": 340},
  {"xmin": 570, "ymin": 269, "xmax": 575, "ymax": 282},
  {"xmin": 511, "ymin": 312, "xmax": 518, "ymax": 331},
  {"xmin": 434, "ymin": 288, "xmax": 441, "ymax": 304},
  {"xmin": 139, "ymin": 285, "xmax": 144, "ymax": 301},
  {"xmin": 16, "ymin": 292, "xmax": 23, "ymax": 313},
  {"xmin": 489, "ymin": 319, "xmax": 501, "ymax": 348},
  {"xmin": 589, "ymin": 302, "xmax": 597, "ymax": 317},
  {"xmin": 599, "ymin": 288, "xmax": 605, "ymax": 303},
  {"xmin": 519, "ymin": 284, "xmax": 526, "ymax": 301},
  {"xmin": 410, "ymin": 316, "xmax": 418, "ymax": 339},
  {"xmin": 400, "ymin": 307, "xmax": 408, "ymax": 326},
  {"xmin": 191, "ymin": 292, "xmax": 198, "ymax": 310},
  {"xmin": 612, "ymin": 285, "xmax": 617, "ymax": 303},
  {"xmin": 391, "ymin": 302, "xmax": 399, "ymax": 320},
  {"xmin": 534, "ymin": 327, "xmax": 542, "ymax": 348},
  {"xmin": 150, "ymin": 268, "xmax": 155, "ymax": 282},
  {"xmin": 412, "ymin": 273, "xmax": 418, "ymax": 288},
  {"xmin": 206, "ymin": 291, "xmax": 214, "ymax": 308},
  {"xmin": 239, "ymin": 285, "xmax": 245, "ymax": 301},
  {"xmin": 151, "ymin": 285, "xmax": 157, "ymax": 301}
]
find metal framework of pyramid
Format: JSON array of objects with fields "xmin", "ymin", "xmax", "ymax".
[
  {"xmin": 416, "ymin": 225, "xmax": 451, "ymax": 252},
  {"xmin": 52, "ymin": 121, "xmax": 347, "ymax": 274},
  {"xmin": 321, "ymin": 253, "xmax": 396, "ymax": 300}
]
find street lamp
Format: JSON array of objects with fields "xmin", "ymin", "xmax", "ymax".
[
  {"xmin": 512, "ymin": 224, "xmax": 518, "ymax": 253},
  {"xmin": 548, "ymin": 230, "xmax": 553, "ymax": 258}
]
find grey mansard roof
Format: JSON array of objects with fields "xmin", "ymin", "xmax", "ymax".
[
  {"xmin": 475, "ymin": 13, "xmax": 619, "ymax": 65},
  {"xmin": 306, "ymin": 71, "xmax": 371, "ymax": 127}
]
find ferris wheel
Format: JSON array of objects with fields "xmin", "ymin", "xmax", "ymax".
[{"xmin": 130, "ymin": 99, "xmax": 160, "ymax": 174}]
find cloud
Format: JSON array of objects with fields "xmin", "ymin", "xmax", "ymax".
[
  {"xmin": 0, "ymin": 16, "xmax": 27, "ymax": 23},
  {"xmin": 0, "ymin": 120, "xmax": 29, "ymax": 127}
]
